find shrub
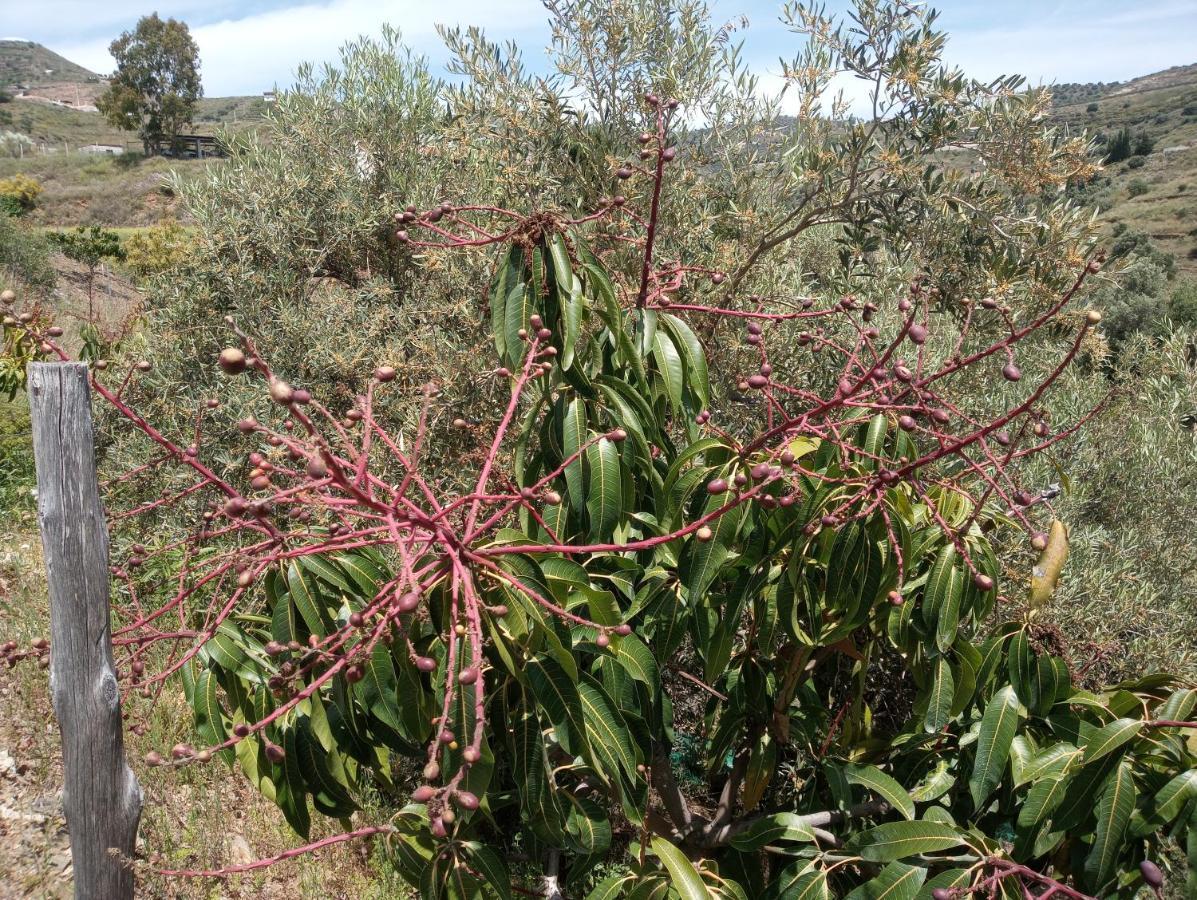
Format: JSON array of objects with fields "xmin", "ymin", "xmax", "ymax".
[
  {"xmin": 5, "ymin": 3, "xmax": 1185, "ymax": 898},
  {"xmin": 122, "ymin": 220, "xmax": 191, "ymax": 276},
  {"xmin": 1127, "ymin": 178, "xmax": 1149, "ymax": 197},
  {"xmin": 1086, "ymin": 102, "xmax": 1098, "ymax": 113},
  {"xmin": 1105, "ymin": 128, "xmax": 1133, "ymax": 163},
  {"xmin": 9, "ymin": 195, "xmax": 1194, "ymax": 898},
  {"xmin": 1133, "ymin": 132, "xmax": 1155, "ymax": 157},
  {"xmin": 0, "ymin": 212, "xmax": 56, "ymax": 291},
  {"xmin": 48, "ymin": 225, "xmax": 126, "ymax": 320},
  {"xmin": 1127, "ymin": 155, "xmax": 1146, "ymax": 170},
  {"xmin": 0, "ymin": 173, "xmax": 43, "ymax": 212}
]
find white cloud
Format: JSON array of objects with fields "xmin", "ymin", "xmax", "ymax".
[{"xmin": 52, "ymin": 0, "xmax": 548, "ymax": 95}]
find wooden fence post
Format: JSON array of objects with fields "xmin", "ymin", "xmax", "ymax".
[{"xmin": 28, "ymin": 362, "xmax": 143, "ymax": 900}]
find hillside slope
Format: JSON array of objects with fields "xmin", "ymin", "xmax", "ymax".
[
  {"xmin": 1049, "ymin": 63, "xmax": 1197, "ymax": 274},
  {"xmin": 0, "ymin": 40, "xmax": 100, "ymax": 89}
]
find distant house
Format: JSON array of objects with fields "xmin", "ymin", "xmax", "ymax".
[
  {"xmin": 263, "ymin": 90, "xmax": 276, "ymax": 104},
  {"xmin": 81, "ymin": 144, "xmax": 124, "ymax": 156}
]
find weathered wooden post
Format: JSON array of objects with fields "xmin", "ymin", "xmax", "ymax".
[{"xmin": 28, "ymin": 362, "xmax": 143, "ymax": 900}]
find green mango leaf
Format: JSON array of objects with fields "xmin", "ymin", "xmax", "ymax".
[
  {"xmin": 579, "ymin": 677, "xmax": 640, "ymax": 781},
  {"xmin": 1082, "ymin": 718, "xmax": 1143, "ymax": 765},
  {"xmin": 1083, "ymin": 760, "xmax": 1137, "ymax": 891},
  {"xmin": 652, "ymin": 329, "xmax": 685, "ymax": 414},
  {"xmin": 287, "ymin": 561, "xmax": 334, "ymax": 637},
  {"xmin": 587, "ymin": 875, "xmax": 634, "ymax": 900},
  {"xmin": 660, "ymin": 313, "xmax": 710, "ymax": 408},
  {"xmin": 924, "ymin": 657, "xmax": 954, "ymax": 734},
  {"xmin": 679, "ymin": 494, "xmax": 745, "ymax": 603},
  {"xmin": 651, "ymin": 837, "xmax": 712, "ymax": 900},
  {"xmin": 526, "ymin": 655, "xmax": 587, "ymax": 756},
  {"xmin": 586, "ymin": 435, "xmax": 622, "ymax": 541},
  {"xmin": 562, "ymin": 396, "xmax": 587, "ymax": 511},
  {"xmin": 729, "ymin": 812, "xmax": 817, "ymax": 850},
  {"xmin": 490, "ymin": 244, "xmax": 522, "ymax": 362},
  {"xmin": 610, "ymin": 632, "xmax": 660, "ymax": 694},
  {"xmin": 847, "ymin": 820, "xmax": 965, "ymax": 862},
  {"xmin": 770, "ymin": 866, "xmax": 828, "ymax": 900},
  {"xmin": 845, "ymin": 764, "xmax": 916, "ymax": 820},
  {"xmin": 844, "ymin": 862, "xmax": 926, "ymax": 900},
  {"xmin": 1016, "ymin": 755, "xmax": 1073, "ymax": 827},
  {"xmin": 969, "ymin": 685, "xmax": 1021, "ymax": 808}
]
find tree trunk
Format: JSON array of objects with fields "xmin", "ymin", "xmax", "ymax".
[{"xmin": 28, "ymin": 362, "xmax": 143, "ymax": 900}]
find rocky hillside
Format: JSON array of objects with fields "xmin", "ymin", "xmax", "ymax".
[{"xmin": 1050, "ymin": 63, "xmax": 1197, "ymax": 273}]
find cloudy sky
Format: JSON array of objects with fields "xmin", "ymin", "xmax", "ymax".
[{"xmin": 3, "ymin": 1, "xmax": 1194, "ymax": 99}]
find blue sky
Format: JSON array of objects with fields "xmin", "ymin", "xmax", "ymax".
[{"xmin": 2, "ymin": 1, "xmax": 1194, "ymax": 99}]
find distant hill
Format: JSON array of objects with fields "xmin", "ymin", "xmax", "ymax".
[
  {"xmin": 1047, "ymin": 63, "xmax": 1197, "ymax": 274},
  {"xmin": 0, "ymin": 41, "xmax": 269, "ymax": 148},
  {"xmin": 0, "ymin": 40, "xmax": 101, "ymax": 89}
]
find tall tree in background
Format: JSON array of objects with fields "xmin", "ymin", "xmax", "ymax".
[{"xmin": 98, "ymin": 14, "xmax": 202, "ymax": 156}]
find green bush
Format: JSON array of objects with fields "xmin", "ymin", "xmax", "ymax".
[
  {"xmin": 0, "ymin": 212, "xmax": 56, "ymax": 291},
  {"xmin": 87, "ymin": 2, "xmax": 1197, "ymax": 897},
  {"xmin": 1127, "ymin": 178, "xmax": 1149, "ymax": 197},
  {"xmin": 122, "ymin": 220, "xmax": 191, "ymax": 276},
  {"xmin": 1127, "ymin": 155, "xmax": 1146, "ymax": 170}
]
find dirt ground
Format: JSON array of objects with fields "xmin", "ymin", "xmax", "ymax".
[{"xmin": 0, "ymin": 532, "xmax": 406, "ymax": 900}]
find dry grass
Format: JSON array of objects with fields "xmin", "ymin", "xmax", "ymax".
[
  {"xmin": 0, "ymin": 153, "xmax": 213, "ymax": 227},
  {"xmin": 0, "ymin": 508, "xmax": 412, "ymax": 899}
]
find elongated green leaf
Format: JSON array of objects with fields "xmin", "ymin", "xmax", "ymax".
[
  {"xmin": 845, "ymin": 765, "xmax": 916, "ymax": 821},
  {"xmin": 924, "ymin": 657, "xmax": 954, "ymax": 734},
  {"xmin": 1016, "ymin": 754, "xmax": 1073, "ymax": 826},
  {"xmin": 935, "ymin": 566, "xmax": 963, "ymax": 652},
  {"xmin": 193, "ymin": 669, "xmax": 232, "ymax": 764},
  {"xmin": 1157, "ymin": 688, "xmax": 1195, "ymax": 722},
  {"xmin": 549, "ymin": 233, "xmax": 581, "ymax": 370},
  {"xmin": 922, "ymin": 543, "xmax": 957, "ymax": 630},
  {"xmin": 526, "ymin": 655, "xmax": 587, "ymax": 756},
  {"xmin": 490, "ymin": 244, "xmax": 522, "ymax": 361},
  {"xmin": 1016, "ymin": 743, "xmax": 1079, "ymax": 787},
  {"xmin": 1146, "ymin": 769, "xmax": 1197, "ymax": 827},
  {"xmin": 660, "ymin": 313, "xmax": 709, "ymax": 408},
  {"xmin": 279, "ymin": 726, "xmax": 311, "ymax": 838},
  {"xmin": 772, "ymin": 867, "xmax": 828, "ymax": 900},
  {"xmin": 848, "ymin": 821, "xmax": 964, "ymax": 863},
  {"xmin": 651, "ymin": 837, "xmax": 712, "ymax": 900},
  {"xmin": 358, "ymin": 641, "xmax": 403, "ymax": 733},
  {"xmin": 652, "ymin": 329, "xmax": 685, "ymax": 414},
  {"xmin": 563, "ymin": 397, "xmax": 586, "ymax": 511},
  {"xmin": 844, "ymin": 862, "xmax": 926, "ymax": 900},
  {"xmin": 1084, "ymin": 761, "xmax": 1137, "ymax": 890},
  {"xmin": 1082, "ymin": 718, "xmax": 1143, "ymax": 765},
  {"xmin": 611, "ymin": 633, "xmax": 660, "ymax": 694},
  {"xmin": 969, "ymin": 685, "xmax": 1021, "ymax": 808},
  {"xmin": 564, "ymin": 793, "xmax": 612, "ymax": 855},
  {"xmin": 502, "ymin": 278, "xmax": 534, "ymax": 370},
  {"xmin": 287, "ymin": 562, "xmax": 334, "ymax": 637},
  {"xmin": 579, "ymin": 678, "xmax": 639, "ymax": 780},
  {"xmin": 679, "ymin": 494, "xmax": 745, "ymax": 603},
  {"xmin": 729, "ymin": 812, "xmax": 817, "ymax": 850},
  {"xmin": 861, "ymin": 414, "xmax": 888, "ymax": 471},
  {"xmin": 587, "ymin": 875, "xmax": 634, "ymax": 900},
  {"xmin": 461, "ymin": 842, "xmax": 513, "ymax": 900},
  {"xmin": 586, "ymin": 436, "xmax": 622, "ymax": 541}
]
